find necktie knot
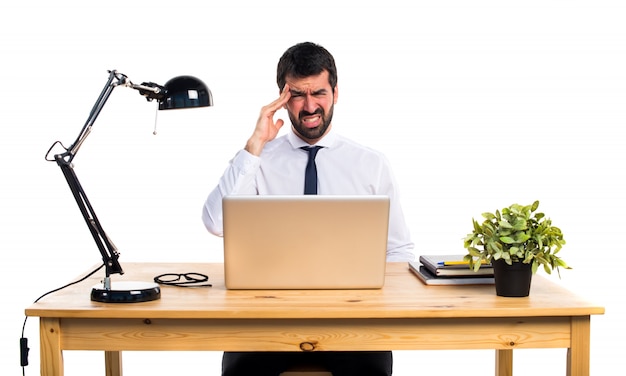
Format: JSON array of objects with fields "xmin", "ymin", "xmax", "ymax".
[
  {"xmin": 301, "ymin": 146, "xmax": 323, "ymax": 195},
  {"xmin": 301, "ymin": 145, "xmax": 322, "ymax": 159}
]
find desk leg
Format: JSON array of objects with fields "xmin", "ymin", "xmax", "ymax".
[
  {"xmin": 567, "ymin": 316, "xmax": 591, "ymax": 376},
  {"xmin": 40, "ymin": 318, "xmax": 63, "ymax": 376},
  {"xmin": 105, "ymin": 351, "xmax": 123, "ymax": 376},
  {"xmin": 495, "ymin": 349, "xmax": 513, "ymax": 376}
]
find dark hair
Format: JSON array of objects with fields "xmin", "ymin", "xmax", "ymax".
[{"xmin": 276, "ymin": 42, "xmax": 337, "ymax": 91}]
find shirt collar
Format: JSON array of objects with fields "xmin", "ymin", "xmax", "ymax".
[{"xmin": 287, "ymin": 127, "xmax": 336, "ymax": 149}]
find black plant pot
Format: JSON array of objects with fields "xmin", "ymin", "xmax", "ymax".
[{"xmin": 492, "ymin": 259, "xmax": 533, "ymax": 297}]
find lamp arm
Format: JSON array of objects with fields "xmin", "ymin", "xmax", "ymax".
[
  {"xmin": 57, "ymin": 70, "xmax": 164, "ymax": 162},
  {"xmin": 66, "ymin": 70, "xmax": 125, "ymax": 160},
  {"xmin": 55, "ymin": 155, "xmax": 124, "ymax": 280},
  {"xmin": 45, "ymin": 70, "xmax": 137, "ymax": 285}
]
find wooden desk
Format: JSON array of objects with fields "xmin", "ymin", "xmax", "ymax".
[{"xmin": 25, "ymin": 262, "xmax": 604, "ymax": 376}]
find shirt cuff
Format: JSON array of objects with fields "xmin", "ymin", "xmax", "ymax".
[{"xmin": 232, "ymin": 149, "xmax": 261, "ymax": 174}]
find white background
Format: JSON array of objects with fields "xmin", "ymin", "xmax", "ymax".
[{"xmin": 1, "ymin": 1, "xmax": 624, "ymax": 375}]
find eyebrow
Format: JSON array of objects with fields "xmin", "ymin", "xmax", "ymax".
[{"xmin": 289, "ymin": 88, "xmax": 328, "ymax": 96}]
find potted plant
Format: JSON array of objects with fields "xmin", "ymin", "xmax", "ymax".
[{"xmin": 463, "ymin": 200, "xmax": 569, "ymax": 297}]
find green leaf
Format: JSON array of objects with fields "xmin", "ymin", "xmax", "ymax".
[
  {"xmin": 483, "ymin": 212, "xmax": 496, "ymax": 220},
  {"xmin": 483, "ymin": 223, "xmax": 495, "ymax": 237},
  {"xmin": 472, "ymin": 219, "xmax": 482, "ymax": 233},
  {"xmin": 467, "ymin": 247, "xmax": 481, "ymax": 257},
  {"xmin": 512, "ymin": 218, "xmax": 527, "ymax": 231},
  {"xmin": 498, "ymin": 220, "xmax": 513, "ymax": 229},
  {"xmin": 531, "ymin": 200, "xmax": 540, "ymax": 212},
  {"xmin": 500, "ymin": 236, "xmax": 515, "ymax": 244}
]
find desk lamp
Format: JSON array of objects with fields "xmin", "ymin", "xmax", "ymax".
[{"xmin": 45, "ymin": 70, "xmax": 213, "ymax": 303}]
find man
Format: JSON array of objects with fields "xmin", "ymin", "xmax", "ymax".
[{"xmin": 202, "ymin": 42, "xmax": 414, "ymax": 376}]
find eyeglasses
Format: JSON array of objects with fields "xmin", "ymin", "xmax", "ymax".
[{"xmin": 153, "ymin": 272, "xmax": 212, "ymax": 287}]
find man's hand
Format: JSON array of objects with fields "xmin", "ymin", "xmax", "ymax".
[{"xmin": 245, "ymin": 85, "xmax": 291, "ymax": 156}]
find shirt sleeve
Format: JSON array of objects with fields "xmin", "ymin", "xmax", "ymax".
[
  {"xmin": 378, "ymin": 156, "xmax": 416, "ymax": 262},
  {"xmin": 202, "ymin": 150, "xmax": 260, "ymax": 236}
]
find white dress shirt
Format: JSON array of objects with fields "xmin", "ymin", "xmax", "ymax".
[{"xmin": 202, "ymin": 129, "xmax": 415, "ymax": 262}]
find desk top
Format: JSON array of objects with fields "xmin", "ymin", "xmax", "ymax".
[{"xmin": 25, "ymin": 262, "xmax": 604, "ymax": 320}]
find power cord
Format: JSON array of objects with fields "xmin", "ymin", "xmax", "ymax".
[
  {"xmin": 20, "ymin": 263, "xmax": 104, "ymax": 376},
  {"xmin": 20, "ymin": 266, "xmax": 211, "ymax": 375}
]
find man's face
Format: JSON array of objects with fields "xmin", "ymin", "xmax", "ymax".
[{"xmin": 284, "ymin": 71, "xmax": 338, "ymax": 143}]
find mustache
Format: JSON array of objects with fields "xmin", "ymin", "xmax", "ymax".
[{"xmin": 299, "ymin": 108, "xmax": 323, "ymax": 119}]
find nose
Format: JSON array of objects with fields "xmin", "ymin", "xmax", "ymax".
[{"xmin": 303, "ymin": 94, "xmax": 318, "ymax": 113}]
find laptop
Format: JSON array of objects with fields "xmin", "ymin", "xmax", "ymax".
[{"xmin": 222, "ymin": 195, "xmax": 390, "ymax": 289}]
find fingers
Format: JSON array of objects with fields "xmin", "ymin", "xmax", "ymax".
[
  {"xmin": 259, "ymin": 84, "xmax": 290, "ymax": 119},
  {"xmin": 279, "ymin": 83, "xmax": 291, "ymax": 107},
  {"xmin": 245, "ymin": 86, "xmax": 291, "ymax": 156},
  {"xmin": 265, "ymin": 84, "xmax": 291, "ymax": 113}
]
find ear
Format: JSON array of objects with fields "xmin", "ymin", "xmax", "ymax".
[{"xmin": 333, "ymin": 85, "xmax": 339, "ymax": 104}]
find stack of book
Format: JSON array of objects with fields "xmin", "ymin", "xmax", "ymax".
[{"xmin": 409, "ymin": 254, "xmax": 495, "ymax": 285}]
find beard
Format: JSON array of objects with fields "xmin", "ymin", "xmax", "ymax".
[{"xmin": 288, "ymin": 104, "xmax": 334, "ymax": 141}]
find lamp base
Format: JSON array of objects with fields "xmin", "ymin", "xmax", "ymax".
[{"xmin": 91, "ymin": 281, "xmax": 161, "ymax": 303}]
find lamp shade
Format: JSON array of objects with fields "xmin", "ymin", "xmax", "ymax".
[{"xmin": 159, "ymin": 75, "xmax": 213, "ymax": 110}]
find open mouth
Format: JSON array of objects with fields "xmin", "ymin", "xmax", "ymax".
[{"xmin": 301, "ymin": 114, "xmax": 322, "ymax": 128}]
